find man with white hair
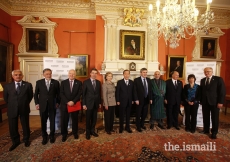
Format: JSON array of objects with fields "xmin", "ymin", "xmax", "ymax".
[
  {"xmin": 60, "ymin": 69, "xmax": 82, "ymax": 142},
  {"xmin": 199, "ymin": 67, "xmax": 226, "ymax": 139},
  {"xmin": 3, "ymin": 70, "xmax": 33, "ymax": 151}
]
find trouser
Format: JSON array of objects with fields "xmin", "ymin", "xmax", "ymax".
[
  {"xmin": 104, "ymin": 106, "xmax": 115, "ymax": 132},
  {"xmin": 86, "ymin": 103, "xmax": 98, "ymax": 135},
  {"xmin": 202, "ymin": 103, "xmax": 219, "ymax": 134},
  {"xmin": 40, "ymin": 104, "xmax": 56, "ymax": 137},
  {"xmin": 184, "ymin": 103, "xmax": 199, "ymax": 131},
  {"xmin": 8, "ymin": 113, "xmax": 30, "ymax": 144}
]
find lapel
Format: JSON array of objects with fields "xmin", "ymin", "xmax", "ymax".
[
  {"xmin": 89, "ymin": 78, "xmax": 95, "ymax": 91},
  {"xmin": 49, "ymin": 79, "xmax": 54, "ymax": 91},
  {"xmin": 72, "ymin": 79, "xmax": 78, "ymax": 93},
  {"xmin": 19, "ymin": 81, "xmax": 26, "ymax": 94},
  {"xmin": 171, "ymin": 79, "xmax": 177, "ymax": 90},
  {"xmin": 139, "ymin": 77, "xmax": 145, "ymax": 91}
]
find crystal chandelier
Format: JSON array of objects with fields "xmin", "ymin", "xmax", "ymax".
[{"xmin": 147, "ymin": 0, "xmax": 214, "ymax": 48}]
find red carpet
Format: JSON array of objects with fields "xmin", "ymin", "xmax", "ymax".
[{"xmin": 0, "ymin": 123, "xmax": 230, "ymax": 161}]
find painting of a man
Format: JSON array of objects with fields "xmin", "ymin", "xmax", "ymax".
[
  {"xmin": 27, "ymin": 29, "xmax": 47, "ymax": 52},
  {"xmin": 168, "ymin": 57, "xmax": 185, "ymax": 78},
  {"xmin": 201, "ymin": 38, "xmax": 216, "ymax": 58},
  {"xmin": 126, "ymin": 39, "xmax": 140, "ymax": 55},
  {"xmin": 125, "ymin": 36, "xmax": 140, "ymax": 55}
]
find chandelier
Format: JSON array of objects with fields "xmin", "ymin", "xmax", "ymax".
[{"xmin": 147, "ymin": 0, "xmax": 214, "ymax": 48}]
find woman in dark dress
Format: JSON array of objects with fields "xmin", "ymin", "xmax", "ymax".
[{"xmin": 183, "ymin": 74, "xmax": 200, "ymax": 133}]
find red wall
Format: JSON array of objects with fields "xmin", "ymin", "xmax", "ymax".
[{"xmin": 1, "ymin": 8, "xmax": 230, "ymax": 94}]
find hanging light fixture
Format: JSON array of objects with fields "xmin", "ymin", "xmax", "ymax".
[{"xmin": 147, "ymin": 0, "xmax": 214, "ymax": 48}]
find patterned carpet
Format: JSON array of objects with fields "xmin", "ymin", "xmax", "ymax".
[{"xmin": 0, "ymin": 122, "xmax": 230, "ymax": 162}]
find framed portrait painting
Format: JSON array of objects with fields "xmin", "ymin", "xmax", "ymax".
[
  {"xmin": 68, "ymin": 54, "xmax": 88, "ymax": 77},
  {"xmin": 0, "ymin": 40, "xmax": 13, "ymax": 85},
  {"xmin": 26, "ymin": 28, "xmax": 48, "ymax": 53},
  {"xmin": 200, "ymin": 37, "xmax": 217, "ymax": 58},
  {"xmin": 119, "ymin": 30, "xmax": 145, "ymax": 60},
  {"xmin": 167, "ymin": 55, "xmax": 187, "ymax": 79}
]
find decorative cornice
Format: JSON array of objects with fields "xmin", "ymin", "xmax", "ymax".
[{"xmin": 0, "ymin": 0, "xmax": 230, "ymax": 28}]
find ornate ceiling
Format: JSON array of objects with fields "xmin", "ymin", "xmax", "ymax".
[{"xmin": 0, "ymin": 0, "xmax": 230, "ymax": 28}]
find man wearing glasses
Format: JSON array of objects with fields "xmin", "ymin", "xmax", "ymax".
[{"xmin": 199, "ymin": 67, "xmax": 226, "ymax": 139}]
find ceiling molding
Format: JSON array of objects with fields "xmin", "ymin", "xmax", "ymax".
[{"xmin": 0, "ymin": 0, "xmax": 230, "ymax": 28}]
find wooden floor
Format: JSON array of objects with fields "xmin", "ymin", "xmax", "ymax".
[{"xmin": 0, "ymin": 110, "xmax": 230, "ymax": 137}]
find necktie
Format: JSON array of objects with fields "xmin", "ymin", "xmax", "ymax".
[
  {"xmin": 206, "ymin": 78, "xmax": 210, "ymax": 86},
  {"xmin": 70, "ymin": 80, "xmax": 73, "ymax": 92},
  {"xmin": 46, "ymin": 80, "xmax": 50, "ymax": 91},
  {"xmin": 174, "ymin": 81, "xmax": 177, "ymax": 89},
  {"xmin": 143, "ymin": 79, "xmax": 147, "ymax": 97},
  {"xmin": 16, "ymin": 83, "xmax": 21, "ymax": 94},
  {"xmin": 126, "ymin": 80, "xmax": 128, "ymax": 86},
  {"xmin": 92, "ymin": 80, "xmax": 96, "ymax": 90}
]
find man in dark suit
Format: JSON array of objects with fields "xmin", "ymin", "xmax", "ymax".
[
  {"xmin": 83, "ymin": 68, "xmax": 101, "ymax": 140},
  {"xmin": 60, "ymin": 69, "xmax": 82, "ymax": 142},
  {"xmin": 165, "ymin": 71, "xmax": 183, "ymax": 130},
  {"xmin": 3, "ymin": 70, "xmax": 33, "ymax": 151},
  {"xmin": 34, "ymin": 68, "xmax": 60, "ymax": 145},
  {"xmin": 199, "ymin": 67, "xmax": 226, "ymax": 139},
  {"xmin": 134, "ymin": 68, "xmax": 152, "ymax": 132},
  {"xmin": 116, "ymin": 70, "xmax": 134, "ymax": 133}
]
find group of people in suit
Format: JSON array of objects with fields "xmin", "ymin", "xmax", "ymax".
[{"xmin": 3, "ymin": 66, "xmax": 225, "ymax": 152}]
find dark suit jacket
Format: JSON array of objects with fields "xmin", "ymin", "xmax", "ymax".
[
  {"xmin": 82, "ymin": 78, "xmax": 101, "ymax": 109},
  {"xmin": 3, "ymin": 81, "xmax": 33, "ymax": 118},
  {"xmin": 60, "ymin": 79, "xmax": 82, "ymax": 112},
  {"xmin": 116, "ymin": 79, "xmax": 134, "ymax": 107},
  {"xmin": 183, "ymin": 84, "xmax": 201, "ymax": 104},
  {"xmin": 165, "ymin": 79, "xmax": 183, "ymax": 105},
  {"xmin": 34, "ymin": 79, "xmax": 60, "ymax": 113},
  {"xmin": 133, "ymin": 77, "xmax": 152, "ymax": 103},
  {"xmin": 200, "ymin": 76, "xmax": 226, "ymax": 105}
]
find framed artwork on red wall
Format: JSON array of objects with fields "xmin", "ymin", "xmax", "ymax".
[
  {"xmin": 167, "ymin": 55, "xmax": 187, "ymax": 79},
  {"xmin": 0, "ymin": 40, "xmax": 13, "ymax": 85},
  {"xmin": 68, "ymin": 54, "xmax": 88, "ymax": 77},
  {"xmin": 26, "ymin": 28, "xmax": 48, "ymax": 53}
]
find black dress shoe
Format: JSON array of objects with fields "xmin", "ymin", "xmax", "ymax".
[
  {"xmin": 62, "ymin": 135, "xmax": 67, "ymax": 142},
  {"xmin": 125, "ymin": 129, "xmax": 132, "ymax": 133},
  {"xmin": 111, "ymin": 130, "xmax": 115, "ymax": 133},
  {"xmin": 211, "ymin": 134, "xmax": 217, "ymax": 139},
  {"xmin": 150, "ymin": 124, "xmax": 154, "ymax": 129},
  {"xmin": 175, "ymin": 126, "xmax": 180, "ymax": 130},
  {"xmin": 167, "ymin": 126, "xmax": 171, "ymax": 129},
  {"xmin": 24, "ymin": 141, "xmax": 30, "ymax": 147},
  {"xmin": 42, "ymin": 137, "xmax": 48, "ymax": 145},
  {"xmin": 86, "ymin": 134, "xmax": 90, "ymax": 140},
  {"xmin": 74, "ymin": 134, "xmax": 79, "ymax": 139},
  {"xmin": 50, "ymin": 136, "xmax": 55, "ymax": 143},
  {"xmin": 91, "ymin": 132, "xmax": 99, "ymax": 137},
  {"xmin": 106, "ymin": 131, "xmax": 111, "ymax": 135},
  {"xmin": 191, "ymin": 130, "xmax": 195, "ymax": 133},
  {"xmin": 119, "ymin": 129, "xmax": 123, "ymax": 133},
  {"xmin": 158, "ymin": 124, "xmax": 165, "ymax": 129},
  {"xmin": 141, "ymin": 126, "xmax": 146, "ymax": 130},
  {"xmin": 9, "ymin": 142, "xmax": 20, "ymax": 151},
  {"xmin": 199, "ymin": 131, "xmax": 209, "ymax": 134},
  {"xmin": 185, "ymin": 128, "xmax": 190, "ymax": 132},
  {"xmin": 137, "ymin": 129, "xmax": 142, "ymax": 132}
]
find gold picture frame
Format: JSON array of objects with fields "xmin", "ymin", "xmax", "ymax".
[
  {"xmin": 26, "ymin": 28, "xmax": 48, "ymax": 53},
  {"xmin": 68, "ymin": 54, "xmax": 88, "ymax": 77},
  {"xmin": 167, "ymin": 55, "xmax": 187, "ymax": 79},
  {"xmin": 119, "ymin": 30, "xmax": 145, "ymax": 60},
  {"xmin": 200, "ymin": 37, "xmax": 217, "ymax": 58},
  {"xmin": 0, "ymin": 40, "xmax": 13, "ymax": 85}
]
